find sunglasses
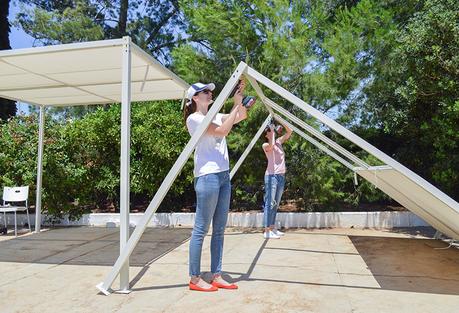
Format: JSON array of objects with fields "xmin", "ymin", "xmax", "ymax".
[{"xmin": 199, "ymin": 89, "xmax": 212, "ymax": 95}]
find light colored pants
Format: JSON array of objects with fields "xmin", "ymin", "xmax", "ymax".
[
  {"xmin": 189, "ymin": 170, "xmax": 231, "ymax": 276},
  {"xmin": 263, "ymin": 174, "xmax": 285, "ymax": 227}
]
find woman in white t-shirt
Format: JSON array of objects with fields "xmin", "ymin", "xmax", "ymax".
[
  {"xmin": 184, "ymin": 81, "xmax": 247, "ymax": 292},
  {"xmin": 262, "ymin": 120, "xmax": 292, "ymax": 239}
]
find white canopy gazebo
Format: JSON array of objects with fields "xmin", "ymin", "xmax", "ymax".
[{"xmin": 0, "ymin": 36, "xmax": 189, "ymax": 292}]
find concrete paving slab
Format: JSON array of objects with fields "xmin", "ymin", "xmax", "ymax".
[{"xmin": 0, "ymin": 226, "xmax": 458, "ymax": 313}]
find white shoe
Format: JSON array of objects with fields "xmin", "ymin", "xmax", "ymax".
[
  {"xmin": 273, "ymin": 229, "xmax": 284, "ymax": 236},
  {"xmin": 264, "ymin": 231, "xmax": 280, "ymax": 239}
]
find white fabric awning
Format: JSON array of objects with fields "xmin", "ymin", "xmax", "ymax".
[
  {"xmin": 0, "ymin": 38, "xmax": 189, "ymax": 106},
  {"xmin": 1, "ymin": 37, "xmax": 191, "ymax": 290}
]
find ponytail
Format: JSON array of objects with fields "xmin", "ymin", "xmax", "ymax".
[{"xmin": 183, "ymin": 99, "xmax": 197, "ymax": 124}]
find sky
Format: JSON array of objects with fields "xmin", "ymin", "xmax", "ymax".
[{"xmin": 9, "ymin": 1, "xmax": 35, "ymax": 49}]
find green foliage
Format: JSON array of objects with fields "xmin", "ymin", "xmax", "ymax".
[
  {"xmin": 173, "ymin": 0, "xmax": 397, "ymax": 210},
  {"xmin": 15, "ymin": 0, "xmax": 185, "ymax": 63},
  {"xmin": 0, "ymin": 115, "xmax": 40, "ymax": 189},
  {"xmin": 4, "ymin": 0, "xmax": 457, "ymax": 216},
  {"xmin": 171, "ymin": 0, "xmax": 458, "ymax": 207},
  {"xmin": 362, "ymin": 0, "xmax": 459, "ymax": 199},
  {"xmin": 16, "ymin": 3, "xmax": 104, "ymax": 44},
  {"xmin": 0, "ymin": 102, "xmax": 193, "ymax": 219}
]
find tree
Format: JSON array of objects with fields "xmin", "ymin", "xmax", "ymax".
[
  {"xmin": 15, "ymin": 0, "xmax": 186, "ymax": 64},
  {"xmin": 172, "ymin": 0, "xmax": 395, "ymax": 209},
  {"xmin": 6, "ymin": 0, "xmax": 457, "ymax": 213},
  {"xmin": 14, "ymin": 0, "xmax": 188, "ymax": 118},
  {"xmin": 363, "ymin": 0, "xmax": 459, "ymax": 199},
  {"xmin": 0, "ymin": 0, "xmax": 17, "ymax": 122}
]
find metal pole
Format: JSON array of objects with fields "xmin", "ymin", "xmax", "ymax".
[
  {"xmin": 245, "ymin": 75, "xmax": 276, "ymax": 117},
  {"xmin": 35, "ymin": 105, "xmax": 45, "ymax": 233},
  {"xmin": 119, "ymin": 36, "xmax": 132, "ymax": 293},
  {"xmin": 230, "ymin": 115, "xmax": 272, "ymax": 179},
  {"xmin": 273, "ymin": 115, "xmax": 355, "ymax": 170}
]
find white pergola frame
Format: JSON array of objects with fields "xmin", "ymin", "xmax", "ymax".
[
  {"xmin": 96, "ymin": 61, "xmax": 459, "ymax": 295},
  {"xmin": 0, "ymin": 37, "xmax": 189, "ymax": 293},
  {"xmin": 244, "ymin": 67, "xmax": 459, "ymax": 239},
  {"xmin": 3, "ymin": 39, "xmax": 457, "ymax": 294}
]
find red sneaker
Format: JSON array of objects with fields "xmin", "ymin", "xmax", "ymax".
[
  {"xmin": 211, "ymin": 280, "xmax": 238, "ymax": 290},
  {"xmin": 189, "ymin": 282, "xmax": 218, "ymax": 292}
]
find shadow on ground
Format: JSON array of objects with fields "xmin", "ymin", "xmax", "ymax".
[
  {"xmin": 0, "ymin": 226, "xmax": 191, "ymax": 267},
  {"xmin": 349, "ymin": 235, "xmax": 459, "ymax": 295},
  {"xmin": 2, "ymin": 227, "xmax": 458, "ymax": 297},
  {"xmin": 224, "ymin": 230, "xmax": 459, "ymax": 296}
]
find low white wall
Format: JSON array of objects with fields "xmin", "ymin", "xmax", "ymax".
[{"xmin": 2, "ymin": 211, "xmax": 430, "ymax": 229}]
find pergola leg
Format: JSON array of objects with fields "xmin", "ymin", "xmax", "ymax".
[
  {"xmin": 35, "ymin": 105, "xmax": 45, "ymax": 233},
  {"xmin": 119, "ymin": 36, "xmax": 132, "ymax": 293}
]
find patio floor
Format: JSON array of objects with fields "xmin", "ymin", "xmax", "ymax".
[{"xmin": 0, "ymin": 226, "xmax": 458, "ymax": 313}]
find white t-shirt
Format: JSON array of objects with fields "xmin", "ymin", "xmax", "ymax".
[{"xmin": 186, "ymin": 112, "xmax": 229, "ymax": 177}]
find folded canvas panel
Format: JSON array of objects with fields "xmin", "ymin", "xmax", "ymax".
[{"xmin": 354, "ymin": 166, "xmax": 459, "ymax": 239}]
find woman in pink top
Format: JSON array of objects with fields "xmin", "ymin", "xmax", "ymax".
[{"xmin": 262, "ymin": 120, "xmax": 292, "ymax": 239}]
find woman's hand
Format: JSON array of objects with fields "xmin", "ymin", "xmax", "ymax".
[
  {"xmin": 238, "ymin": 79, "xmax": 246, "ymax": 93},
  {"xmin": 233, "ymin": 79, "xmax": 246, "ymax": 104},
  {"xmin": 231, "ymin": 88, "xmax": 247, "ymax": 124},
  {"xmin": 233, "ymin": 87, "xmax": 243, "ymax": 106}
]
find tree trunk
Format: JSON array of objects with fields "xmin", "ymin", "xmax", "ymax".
[
  {"xmin": 0, "ymin": 0, "xmax": 17, "ymax": 121},
  {"xmin": 118, "ymin": 0, "xmax": 129, "ymax": 37}
]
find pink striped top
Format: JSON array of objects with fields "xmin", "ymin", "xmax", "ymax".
[{"xmin": 263, "ymin": 139, "xmax": 286, "ymax": 175}]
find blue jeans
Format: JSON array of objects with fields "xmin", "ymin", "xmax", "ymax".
[
  {"xmin": 189, "ymin": 170, "xmax": 231, "ymax": 277},
  {"xmin": 263, "ymin": 174, "xmax": 285, "ymax": 227}
]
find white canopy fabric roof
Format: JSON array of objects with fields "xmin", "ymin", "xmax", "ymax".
[
  {"xmin": 0, "ymin": 38, "xmax": 188, "ymax": 106},
  {"xmin": 1, "ymin": 37, "xmax": 190, "ymax": 291}
]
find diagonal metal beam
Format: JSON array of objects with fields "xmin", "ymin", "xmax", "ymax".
[
  {"xmin": 273, "ymin": 114, "xmax": 355, "ymax": 170},
  {"xmin": 245, "ymin": 74, "xmax": 275, "ymax": 117},
  {"xmin": 96, "ymin": 61, "xmax": 248, "ymax": 295},
  {"xmin": 246, "ymin": 74, "xmax": 368, "ymax": 168},
  {"xmin": 265, "ymin": 98, "xmax": 369, "ymax": 168},
  {"xmin": 245, "ymin": 66, "xmax": 459, "ymax": 212},
  {"xmin": 230, "ymin": 115, "xmax": 272, "ymax": 179}
]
